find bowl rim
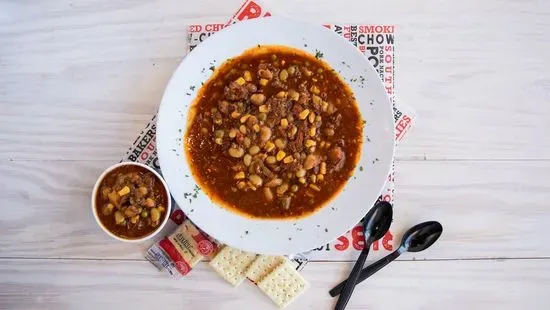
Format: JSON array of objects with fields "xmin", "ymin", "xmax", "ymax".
[{"xmin": 91, "ymin": 162, "xmax": 172, "ymax": 243}]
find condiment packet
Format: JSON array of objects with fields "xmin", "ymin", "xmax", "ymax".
[{"xmin": 145, "ymin": 219, "xmax": 219, "ymax": 277}]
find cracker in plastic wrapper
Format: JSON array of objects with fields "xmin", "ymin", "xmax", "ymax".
[
  {"xmin": 145, "ymin": 219, "xmax": 217, "ymax": 277},
  {"xmin": 209, "ymin": 245, "xmax": 257, "ymax": 286},
  {"xmin": 257, "ymin": 260, "xmax": 309, "ymax": 308}
]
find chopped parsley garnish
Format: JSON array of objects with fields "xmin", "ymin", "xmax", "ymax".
[{"xmin": 314, "ymin": 50, "xmax": 324, "ymax": 59}]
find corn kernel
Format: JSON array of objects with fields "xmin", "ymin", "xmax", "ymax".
[
  {"xmin": 243, "ymin": 70, "xmax": 252, "ymax": 82},
  {"xmin": 298, "ymin": 177, "xmax": 306, "ymax": 184},
  {"xmin": 259, "ymin": 78, "xmax": 268, "ymax": 86},
  {"xmin": 312, "ymin": 95, "xmax": 322, "ymax": 105},
  {"xmin": 309, "ymin": 184, "xmax": 321, "ymax": 191},
  {"xmin": 234, "ymin": 171, "xmax": 245, "ymax": 180},
  {"xmin": 317, "ymin": 174, "xmax": 324, "ymax": 182},
  {"xmin": 240, "ymin": 114, "xmax": 250, "ymax": 123},
  {"xmin": 253, "ymin": 124, "xmax": 260, "ymax": 132},
  {"xmin": 264, "ymin": 141, "xmax": 275, "ymax": 152},
  {"xmin": 215, "ymin": 137, "xmax": 223, "ymax": 145},
  {"xmin": 283, "ymin": 155, "xmax": 294, "ymax": 164},
  {"xmin": 118, "ymin": 186, "xmax": 130, "ymax": 196},
  {"xmin": 309, "ymin": 127, "xmax": 316, "ymax": 137},
  {"xmin": 308, "ymin": 111, "xmax": 316, "ymax": 123},
  {"xmin": 290, "ymin": 90, "xmax": 300, "ymax": 101},
  {"xmin": 231, "ymin": 111, "xmax": 241, "ymax": 118},
  {"xmin": 304, "ymin": 140, "xmax": 316, "ymax": 148},
  {"xmin": 276, "ymin": 150, "xmax": 286, "ymax": 161},
  {"xmin": 322, "ymin": 101, "xmax": 329, "ymax": 112},
  {"xmin": 298, "ymin": 109, "xmax": 310, "ymax": 120},
  {"xmin": 235, "ymin": 77, "xmax": 246, "ymax": 85},
  {"xmin": 239, "ymin": 125, "xmax": 247, "ymax": 134},
  {"xmin": 237, "ymin": 181, "xmax": 246, "ymax": 189},
  {"xmin": 276, "ymin": 91, "xmax": 287, "ymax": 98},
  {"xmin": 280, "ymin": 118, "xmax": 288, "ymax": 128},
  {"xmin": 259, "ymin": 105, "xmax": 269, "ymax": 113}
]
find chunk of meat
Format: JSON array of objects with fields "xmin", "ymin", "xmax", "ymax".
[
  {"xmin": 124, "ymin": 205, "xmax": 140, "ymax": 218},
  {"xmin": 281, "ymin": 160, "xmax": 302, "ymax": 173},
  {"xmin": 291, "ymin": 103, "xmax": 304, "ymax": 116},
  {"xmin": 224, "ymin": 81, "xmax": 248, "ymax": 100},
  {"xmin": 287, "ymin": 129, "xmax": 304, "ymax": 153},
  {"xmin": 258, "ymin": 68, "xmax": 273, "ymax": 80},
  {"xmin": 265, "ymin": 97, "xmax": 290, "ymax": 127},
  {"xmin": 218, "ymin": 100, "xmax": 229, "ymax": 114},
  {"xmin": 304, "ymin": 154, "xmax": 321, "ymax": 170},
  {"xmin": 333, "ymin": 113, "xmax": 342, "ymax": 127},
  {"xmin": 328, "ymin": 146, "xmax": 345, "ymax": 163},
  {"xmin": 328, "ymin": 146, "xmax": 346, "ymax": 171},
  {"xmin": 231, "ymin": 163, "xmax": 246, "ymax": 172},
  {"xmin": 297, "ymin": 83, "xmax": 310, "ymax": 105},
  {"xmin": 271, "ymin": 76, "xmax": 287, "ymax": 89}
]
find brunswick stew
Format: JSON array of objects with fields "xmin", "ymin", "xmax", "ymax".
[
  {"xmin": 186, "ymin": 45, "xmax": 362, "ymax": 219},
  {"xmin": 95, "ymin": 165, "xmax": 168, "ymax": 239}
]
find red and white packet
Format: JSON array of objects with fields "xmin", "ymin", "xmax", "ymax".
[{"xmin": 127, "ymin": 0, "xmax": 416, "ymax": 270}]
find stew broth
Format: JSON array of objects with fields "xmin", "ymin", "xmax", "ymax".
[{"xmin": 186, "ymin": 45, "xmax": 362, "ymax": 219}]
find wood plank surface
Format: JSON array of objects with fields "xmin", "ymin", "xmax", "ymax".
[
  {"xmin": 1, "ymin": 0, "xmax": 549, "ymax": 161},
  {"xmin": 2, "ymin": 0, "xmax": 550, "ymax": 309},
  {"xmin": 1, "ymin": 159, "xmax": 548, "ymax": 260},
  {"xmin": 1, "ymin": 258, "xmax": 549, "ymax": 310}
]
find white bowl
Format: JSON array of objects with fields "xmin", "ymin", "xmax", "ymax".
[
  {"xmin": 91, "ymin": 162, "xmax": 172, "ymax": 243},
  {"xmin": 157, "ymin": 17, "xmax": 394, "ymax": 254}
]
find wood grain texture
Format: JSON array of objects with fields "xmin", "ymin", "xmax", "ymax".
[
  {"xmin": 1, "ymin": 258, "xmax": 549, "ymax": 310},
  {"xmin": 1, "ymin": 0, "xmax": 549, "ymax": 160},
  {"xmin": 1, "ymin": 159, "xmax": 548, "ymax": 260},
  {"xmin": 2, "ymin": 0, "xmax": 550, "ymax": 308}
]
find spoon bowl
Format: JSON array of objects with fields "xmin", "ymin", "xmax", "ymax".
[
  {"xmin": 401, "ymin": 221, "xmax": 443, "ymax": 253},
  {"xmin": 364, "ymin": 201, "xmax": 393, "ymax": 242}
]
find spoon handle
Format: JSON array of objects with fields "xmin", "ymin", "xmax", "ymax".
[
  {"xmin": 334, "ymin": 244, "xmax": 371, "ymax": 310},
  {"xmin": 330, "ymin": 250, "xmax": 402, "ymax": 297}
]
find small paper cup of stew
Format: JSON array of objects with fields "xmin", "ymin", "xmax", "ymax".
[{"xmin": 91, "ymin": 162, "xmax": 172, "ymax": 242}]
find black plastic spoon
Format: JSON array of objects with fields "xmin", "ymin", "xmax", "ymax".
[
  {"xmin": 330, "ymin": 221, "xmax": 443, "ymax": 297},
  {"xmin": 334, "ymin": 201, "xmax": 393, "ymax": 310}
]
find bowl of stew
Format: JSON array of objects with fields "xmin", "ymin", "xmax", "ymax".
[
  {"xmin": 157, "ymin": 17, "xmax": 395, "ymax": 254},
  {"xmin": 91, "ymin": 162, "xmax": 171, "ymax": 242},
  {"xmin": 185, "ymin": 46, "xmax": 362, "ymax": 219}
]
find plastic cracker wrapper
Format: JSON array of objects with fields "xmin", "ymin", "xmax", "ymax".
[{"xmin": 145, "ymin": 219, "xmax": 220, "ymax": 277}]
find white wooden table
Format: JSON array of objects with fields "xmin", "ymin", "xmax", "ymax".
[{"xmin": 1, "ymin": 0, "xmax": 550, "ymax": 309}]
